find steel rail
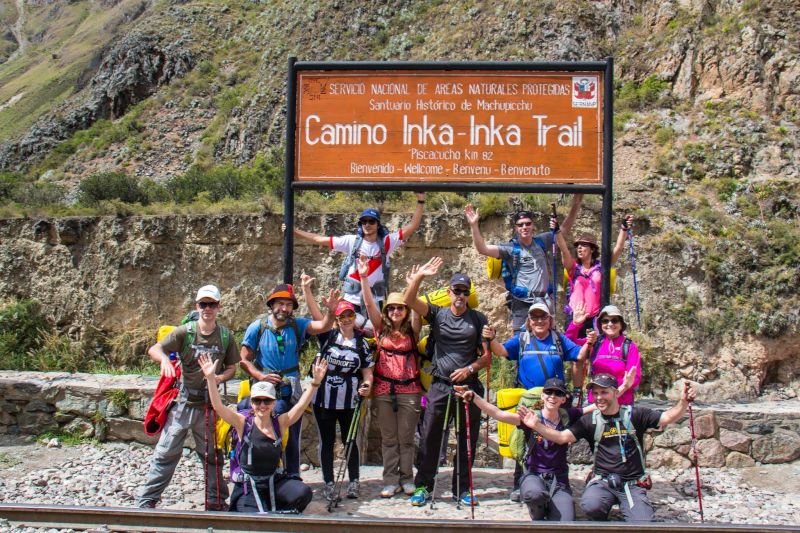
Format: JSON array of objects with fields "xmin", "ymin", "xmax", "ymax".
[{"xmin": 1, "ymin": 504, "xmax": 797, "ymax": 533}]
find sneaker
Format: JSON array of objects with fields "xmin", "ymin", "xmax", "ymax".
[
  {"xmin": 347, "ymin": 480, "xmax": 360, "ymax": 499},
  {"xmin": 380, "ymin": 485, "xmax": 401, "ymax": 498},
  {"xmin": 322, "ymin": 481, "xmax": 335, "ymax": 501},
  {"xmin": 409, "ymin": 487, "xmax": 430, "ymax": 506},
  {"xmin": 509, "ymin": 488, "xmax": 521, "ymax": 502},
  {"xmin": 455, "ymin": 492, "xmax": 479, "ymax": 506},
  {"xmin": 402, "ymin": 482, "xmax": 416, "ymax": 495},
  {"xmin": 137, "ymin": 500, "xmax": 157, "ymax": 509}
]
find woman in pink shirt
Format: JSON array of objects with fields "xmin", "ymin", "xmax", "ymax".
[{"xmin": 566, "ymin": 304, "xmax": 640, "ymax": 405}]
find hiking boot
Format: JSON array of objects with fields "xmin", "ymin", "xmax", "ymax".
[
  {"xmin": 322, "ymin": 481, "xmax": 335, "ymax": 501},
  {"xmin": 402, "ymin": 482, "xmax": 416, "ymax": 495},
  {"xmin": 138, "ymin": 500, "xmax": 157, "ymax": 509},
  {"xmin": 455, "ymin": 492, "xmax": 479, "ymax": 506},
  {"xmin": 207, "ymin": 502, "xmax": 228, "ymax": 512},
  {"xmin": 409, "ymin": 487, "xmax": 430, "ymax": 506},
  {"xmin": 380, "ymin": 485, "xmax": 401, "ymax": 498},
  {"xmin": 347, "ymin": 480, "xmax": 360, "ymax": 499},
  {"xmin": 509, "ymin": 488, "xmax": 521, "ymax": 502}
]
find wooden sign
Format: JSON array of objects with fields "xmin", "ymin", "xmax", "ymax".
[{"xmin": 294, "ymin": 70, "xmax": 604, "ymax": 184}]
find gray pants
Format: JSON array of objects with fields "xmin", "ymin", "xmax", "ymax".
[
  {"xmin": 580, "ymin": 478, "xmax": 654, "ymax": 522},
  {"xmin": 137, "ymin": 398, "xmax": 229, "ymax": 507},
  {"xmin": 519, "ymin": 473, "xmax": 574, "ymax": 521}
]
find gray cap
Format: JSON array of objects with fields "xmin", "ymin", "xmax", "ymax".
[{"xmin": 250, "ymin": 381, "xmax": 277, "ymax": 400}]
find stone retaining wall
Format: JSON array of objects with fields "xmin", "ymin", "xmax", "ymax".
[{"xmin": 1, "ymin": 372, "xmax": 798, "ymax": 469}]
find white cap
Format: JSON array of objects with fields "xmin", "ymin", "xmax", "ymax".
[
  {"xmin": 250, "ymin": 381, "xmax": 277, "ymax": 400},
  {"xmin": 528, "ymin": 302, "xmax": 551, "ymax": 316},
  {"xmin": 195, "ymin": 285, "xmax": 221, "ymax": 302}
]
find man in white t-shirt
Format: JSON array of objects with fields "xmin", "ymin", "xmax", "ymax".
[{"xmin": 294, "ymin": 192, "xmax": 426, "ymax": 311}]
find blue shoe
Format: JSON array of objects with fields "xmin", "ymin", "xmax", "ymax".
[
  {"xmin": 455, "ymin": 492, "xmax": 479, "ymax": 506},
  {"xmin": 409, "ymin": 487, "xmax": 430, "ymax": 506}
]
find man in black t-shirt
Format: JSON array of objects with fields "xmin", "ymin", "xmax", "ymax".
[
  {"xmin": 522, "ymin": 373, "xmax": 697, "ymax": 522},
  {"xmin": 403, "ymin": 257, "xmax": 502, "ymax": 507}
]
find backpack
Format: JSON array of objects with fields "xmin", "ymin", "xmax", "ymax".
[
  {"xmin": 590, "ymin": 405, "xmax": 647, "ymax": 481},
  {"xmin": 339, "ymin": 230, "xmax": 391, "ymax": 300},
  {"xmin": 517, "ymin": 329, "xmax": 566, "ymax": 383},
  {"xmin": 508, "ymin": 388, "xmax": 570, "ymax": 466},
  {"xmin": 253, "ymin": 315, "xmax": 304, "ymax": 375},
  {"xmin": 181, "ymin": 320, "xmax": 231, "ymax": 358},
  {"xmin": 495, "ymin": 236, "xmax": 550, "ymax": 298},
  {"xmin": 229, "ymin": 410, "xmax": 283, "ymax": 484},
  {"xmin": 591, "ymin": 335, "xmax": 632, "ymax": 366}
]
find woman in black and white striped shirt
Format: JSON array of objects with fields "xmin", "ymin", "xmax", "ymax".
[{"xmin": 312, "ymin": 300, "xmax": 374, "ymax": 500}]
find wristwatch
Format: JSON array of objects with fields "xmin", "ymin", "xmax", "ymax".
[{"xmin": 468, "ymin": 364, "xmax": 475, "ymax": 374}]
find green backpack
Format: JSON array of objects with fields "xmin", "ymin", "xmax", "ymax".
[{"xmin": 508, "ymin": 387, "xmax": 571, "ymax": 466}]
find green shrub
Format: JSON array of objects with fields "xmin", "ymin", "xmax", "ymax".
[
  {"xmin": 78, "ymin": 172, "xmax": 151, "ymax": 206},
  {"xmin": 0, "ymin": 300, "xmax": 51, "ymax": 370},
  {"xmin": 13, "ymin": 181, "xmax": 66, "ymax": 206},
  {"xmin": 617, "ymin": 75, "xmax": 671, "ymax": 111}
]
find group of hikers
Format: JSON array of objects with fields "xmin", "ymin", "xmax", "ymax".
[{"xmin": 136, "ymin": 193, "xmax": 698, "ymax": 522}]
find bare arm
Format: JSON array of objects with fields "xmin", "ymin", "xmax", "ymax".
[
  {"xmin": 279, "ymin": 358, "xmax": 328, "ymax": 430},
  {"xmin": 300, "ymin": 272, "xmax": 323, "ymax": 321},
  {"xmin": 616, "ymin": 366, "xmax": 637, "ymax": 399},
  {"xmin": 611, "ymin": 215, "xmax": 633, "ymax": 265},
  {"xmin": 521, "ymin": 409, "xmax": 577, "ymax": 445},
  {"xmin": 306, "ymin": 288, "xmax": 341, "ymax": 335},
  {"xmin": 200, "ymin": 354, "xmax": 245, "ymax": 435},
  {"xmin": 465, "ymin": 204, "xmax": 501, "ymax": 258},
  {"xmin": 294, "ymin": 227, "xmax": 329, "ymax": 246},
  {"xmin": 216, "ymin": 364, "xmax": 237, "ymax": 385},
  {"xmin": 148, "ymin": 343, "xmax": 176, "ymax": 378},
  {"xmin": 358, "ymin": 256, "xmax": 384, "ymax": 331},
  {"xmin": 552, "ymin": 217, "xmax": 576, "ymax": 271},
  {"xmin": 403, "ymin": 257, "xmax": 442, "ymax": 316},
  {"xmin": 359, "ymin": 366, "xmax": 374, "ymax": 397},
  {"xmin": 455, "ymin": 386, "xmax": 520, "ymax": 425},
  {"xmin": 239, "ymin": 345, "xmax": 270, "ymax": 383},
  {"xmin": 400, "ymin": 191, "xmax": 426, "ymax": 237},
  {"xmin": 560, "ymin": 194, "xmax": 583, "ymax": 235},
  {"xmin": 482, "ymin": 325, "xmax": 508, "ymax": 358},
  {"xmin": 659, "ymin": 382, "xmax": 696, "ymax": 427}
]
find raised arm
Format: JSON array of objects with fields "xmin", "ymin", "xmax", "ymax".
[
  {"xmin": 560, "ymin": 194, "xmax": 583, "ymax": 235},
  {"xmin": 551, "ymin": 215, "xmax": 576, "ymax": 271},
  {"xmin": 400, "ymin": 191, "xmax": 426, "ymax": 238},
  {"xmin": 659, "ymin": 381, "xmax": 696, "ymax": 428},
  {"xmin": 294, "ymin": 227, "xmax": 329, "ymax": 247},
  {"xmin": 279, "ymin": 358, "xmax": 328, "ymax": 430},
  {"xmin": 200, "ymin": 353, "xmax": 245, "ymax": 435},
  {"xmin": 306, "ymin": 288, "xmax": 341, "ymax": 335},
  {"xmin": 465, "ymin": 204, "xmax": 501, "ymax": 258},
  {"xmin": 403, "ymin": 257, "xmax": 442, "ymax": 316},
  {"xmin": 611, "ymin": 215, "xmax": 633, "ymax": 265},
  {"xmin": 300, "ymin": 271, "xmax": 323, "ymax": 321},
  {"xmin": 455, "ymin": 386, "xmax": 520, "ymax": 425},
  {"xmin": 521, "ymin": 409, "xmax": 577, "ymax": 445},
  {"xmin": 358, "ymin": 256, "xmax": 383, "ymax": 331}
]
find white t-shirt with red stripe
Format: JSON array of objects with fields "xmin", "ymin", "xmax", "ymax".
[{"xmin": 330, "ymin": 230, "xmax": 404, "ymax": 305}]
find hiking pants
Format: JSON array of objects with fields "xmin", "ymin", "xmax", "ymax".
[
  {"xmin": 138, "ymin": 398, "xmax": 228, "ymax": 507},
  {"xmin": 580, "ymin": 478, "xmax": 654, "ymax": 521},
  {"xmin": 229, "ymin": 477, "xmax": 312, "ymax": 513},
  {"xmin": 375, "ymin": 392, "xmax": 421, "ymax": 487},
  {"xmin": 274, "ymin": 398, "xmax": 303, "ymax": 475},
  {"xmin": 312, "ymin": 405, "xmax": 360, "ymax": 484},
  {"xmin": 519, "ymin": 473, "xmax": 574, "ymax": 521},
  {"xmin": 414, "ymin": 379, "xmax": 482, "ymax": 496}
]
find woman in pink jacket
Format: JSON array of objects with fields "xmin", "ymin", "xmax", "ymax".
[{"xmin": 566, "ymin": 304, "xmax": 640, "ymax": 405}]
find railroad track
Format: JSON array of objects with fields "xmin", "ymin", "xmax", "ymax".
[{"xmin": 1, "ymin": 505, "xmax": 797, "ymax": 533}]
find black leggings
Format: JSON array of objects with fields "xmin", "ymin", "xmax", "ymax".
[
  {"xmin": 312, "ymin": 405, "xmax": 360, "ymax": 483},
  {"xmin": 229, "ymin": 477, "xmax": 312, "ymax": 513}
]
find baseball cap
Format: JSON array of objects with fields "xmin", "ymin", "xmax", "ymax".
[
  {"xmin": 250, "ymin": 381, "xmax": 277, "ymax": 400},
  {"xmin": 528, "ymin": 302, "xmax": 551, "ymax": 316},
  {"xmin": 589, "ymin": 373, "xmax": 619, "ymax": 389},
  {"xmin": 542, "ymin": 378, "xmax": 567, "ymax": 394},
  {"xmin": 359, "ymin": 208, "xmax": 380, "ymax": 222},
  {"xmin": 449, "ymin": 273, "xmax": 471, "ymax": 288},
  {"xmin": 335, "ymin": 300, "xmax": 357, "ymax": 316},
  {"xmin": 512, "ymin": 210, "xmax": 535, "ymax": 223},
  {"xmin": 195, "ymin": 285, "xmax": 221, "ymax": 302}
]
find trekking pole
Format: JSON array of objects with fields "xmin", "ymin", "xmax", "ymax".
[
  {"xmin": 482, "ymin": 336, "xmax": 491, "ymax": 449},
  {"xmin": 685, "ymin": 381, "xmax": 704, "ymax": 522},
  {"xmin": 328, "ymin": 396, "xmax": 363, "ymax": 512},
  {"xmin": 203, "ymin": 404, "xmax": 210, "ymax": 511},
  {"xmin": 550, "ymin": 203, "xmax": 558, "ymax": 308},
  {"xmin": 430, "ymin": 392, "xmax": 453, "ymax": 510},
  {"xmin": 626, "ymin": 224, "xmax": 642, "ymax": 328},
  {"xmin": 455, "ymin": 394, "xmax": 461, "ymax": 510},
  {"xmin": 463, "ymin": 398, "xmax": 476, "ymax": 520}
]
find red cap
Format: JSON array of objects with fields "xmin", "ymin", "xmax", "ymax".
[{"xmin": 335, "ymin": 300, "xmax": 356, "ymax": 316}]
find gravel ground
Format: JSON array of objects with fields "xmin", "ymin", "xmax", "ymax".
[{"xmin": 0, "ymin": 435, "xmax": 798, "ymax": 531}]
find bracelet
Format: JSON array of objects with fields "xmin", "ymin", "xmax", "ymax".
[{"xmin": 311, "ymin": 381, "xmax": 322, "ymax": 387}]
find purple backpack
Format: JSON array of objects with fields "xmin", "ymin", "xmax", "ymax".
[{"xmin": 229, "ymin": 408, "xmax": 282, "ymax": 483}]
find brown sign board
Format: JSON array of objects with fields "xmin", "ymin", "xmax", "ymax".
[{"xmin": 294, "ymin": 70, "xmax": 604, "ymax": 184}]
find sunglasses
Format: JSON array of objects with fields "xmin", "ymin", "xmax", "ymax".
[
  {"xmin": 198, "ymin": 301, "xmax": 219, "ymax": 309},
  {"xmin": 337, "ymin": 311, "xmax": 356, "ymax": 319},
  {"xmin": 251, "ymin": 397, "xmax": 275, "ymax": 406},
  {"xmin": 450, "ymin": 288, "xmax": 470, "ymax": 296},
  {"xmin": 544, "ymin": 389, "xmax": 566, "ymax": 397},
  {"xmin": 516, "ymin": 221, "xmax": 533, "ymax": 227},
  {"xmin": 359, "ymin": 218, "xmax": 378, "ymax": 225},
  {"xmin": 275, "ymin": 333, "xmax": 285, "ymax": 353},
  {"xmin": 385, "ymin": 305, "xmax": 406, "ymax": 313},
  {"xmin": 529, "ymin": 314, "xmax": 549, "ymax": 321},
  {"xmin": 601, "ymin": 318, "xmax": 621, "ymax": 325}
]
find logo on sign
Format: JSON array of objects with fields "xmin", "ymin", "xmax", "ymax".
[{"xmin": 572, "ymin": 76, "xmax": 597, "ymax": 108}]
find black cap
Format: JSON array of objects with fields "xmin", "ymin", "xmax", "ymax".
[
  {"xmin": 542, "ymin": 378, "xmax": 567, "ymax": 394},
  {"xmin": 512, "ymin": 210, "xmax": 535, "ymax": 223},
  {"xmin": 589, "ymin": 373, "xmax": 618, "ymax": 389},
  {"xmin": 449, "ymin": 273, "xmax": 471, "ymax": 288}
]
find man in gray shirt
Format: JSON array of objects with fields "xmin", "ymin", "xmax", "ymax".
[{"xmin": 465, "ymin": 196, "xmax": 583, "ymax": 332}]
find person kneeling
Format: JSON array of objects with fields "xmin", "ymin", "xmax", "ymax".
[{"xmin": 200, "ymin": 353, "xmax": 328, "ymax": 513}]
